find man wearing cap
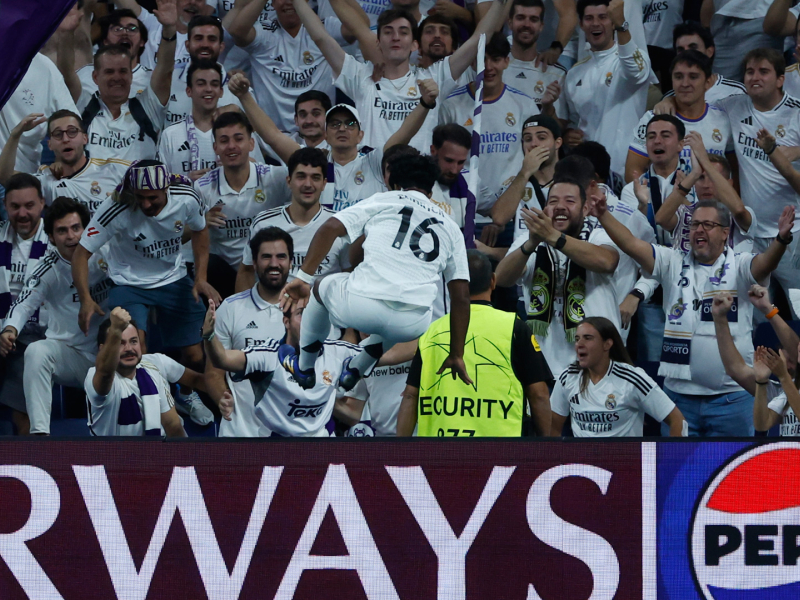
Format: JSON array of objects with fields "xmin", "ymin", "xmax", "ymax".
[
  {"xmin": 72, "ymin": 160, "xmax": 219, "ymax": 426},
  {"xmin": 488, "ymin": 114, "xmax": 563, "ymax": 251}
]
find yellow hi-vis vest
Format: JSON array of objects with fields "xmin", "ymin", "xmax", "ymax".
[{"xmin": 417, "ymin": 304, "xmax": 524, "ymax": 437}]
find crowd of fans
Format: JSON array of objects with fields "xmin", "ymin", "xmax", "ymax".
[{"xmin": 1, "ymin": 0, "xmax": 799, "ymax": 439}]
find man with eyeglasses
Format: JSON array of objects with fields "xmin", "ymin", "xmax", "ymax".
[
  {"xmin": 0, "ymin": 111, "xmax": 130, "ymax": 215},
  {"xmin": 75, "ymin": 9, "xmax": 153, "ymax": 102},
  {"xmin": 589, "ymin": 193, "xmax": 795, "ymax": 437}
]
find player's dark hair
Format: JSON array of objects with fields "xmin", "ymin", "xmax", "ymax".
[
  {"xmin": 377, "ymin": 9, "xmax": 419, "ymax": 40},
  {"xmin": 705, "ymin": 153, "xmax": 731, "ymax": 179},
  {"xmin": 576, "ymin": 0, "xmax": 608, "ymax": 20},
  {"xmin": 485, "ymin": 32, "xmax": 511, "ymax": 59},
  {"xmin": 250, "ymin": 226, "xmax": 294, "ymax": 264},
  {"xmin": 467, "ymin": 249, "xmax": 493, "ymax": 295},
  {"xmin": 47, "ymin": 109, "xmax": 84, "ymax": 133},
  {"xmin": 287, "ymin": 147, "xmax": 328, "ymax": 177},
  {"xmin": 388, "ymin": 155, "xmax": 440, "ymax": 195},
  {"xmin": 568, "ymin": 142, "xmax": 611, "ymax": 183},
  {"xmin": 187, "ymin": 59, "xmax": 222, "ymax": 87},
  {"xmin": 382, "ymin": 144, "xmax": 420, "ymax": 177},
  {"xmin": 672, "ymin": 21, "xmax": 715, "ymax": 52},
  {"xmin": 574, "ymin": 317, "xmax": 632, "ymax": 394},
  {"xmin": 44, "ymin": 197, "xmax": 91, "ymax": 237},
  {"xmin": 94, "ymin": 44, "xmax": 133, "ymax": 69},
  {"xmin": 511, "ymin": 0, "xmax": 545, "ymax": 19},
  {"xmin": 743, "ymin": 47, "xmax": 785, "ymax": 79},
  {"xmin": 554, "ymin": 154, "xmax": 596, "ymax": 191},
  {"xmin": 99, "ymin": 9, "xmax": 149, "ymax": 57},
  {"xmin": 4, "ymin": 173, "xmax": 42, "ymax": 201},
  {"xmin": 418, "ymin": 14, "xmax": 460, "ymax": 49},
  {"xmin": 187, "ymin": 15, "xmax": 224, "ymax": 40},
  {"xmin": 670, "ymin": 49, "xmax": 712, "ymax": 78},
  {"xmin": 647, "ymin": 114, "xmax": 686, "ymax": 140},
  {"xmin": 550, "ymin": 174, "xmax": 587, "ymax": 204},
  {"xmin": 97, "ymin": 315, "xmax": 139, "ymax": 347},
  {"xmin": 294, "ymin": 90, "xmax": 332, "ymax": 115},
  {"xmin": 693, "ymin": 199, "xmax": 731, "ymax": 228},
  {"xmin": 432, "ymin": 123, "xmax": 471, "ymax": 150},
  {"xmin": 212, "ymin": 111, "xmax": 253, "ymax": 138}
]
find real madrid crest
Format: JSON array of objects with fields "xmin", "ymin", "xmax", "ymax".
[
  {"xmin": 565, "ymin": 278, "xmax": 585, "ymax": 323},
  {"xmin": 605, "ymin": 72, "xmax": 613, "ymax": 86},
  {"xmin": 174, "ymin": 220, "xmax": 183, "ymax": 233},
  {"xmin": 26, "ymin": 275, "xmax": 40, "ymax": 289},
  {"xmin": 302, "ymin": 51, "xmax": 313, "ymax": 65},
  {"xmin": 528, "ymin": 268, "xmax": 550, "ymax": 316},
  {"xmin": 407, "ymin": 87, "xmax": 417, "ymax": 97},
  {"xmin": 254, "ymin": 188, "xmax": 266, "ymax": 203},
  {"xmin": 712, "ymin": 128, "xmax": 722, "ymax": 143},
  {"xmin": 534, "ymin": 80, "xmax": 545, "ymax": 94},
  {"xmin": 90, "ymin": 181, "xmax": 101, "ymax": 196},
  {"xmin": 506, "ymin": 112, "xmax": 516, "ymax": 127},
  {"xmin": 605, "ymin": 394, "xmax": 616, "ymax": 410},
  {"xmin": 322, "ymin": 370, "xmax": 333, "ymax": 385},
  {"xmin": 354, "ymin": 170, "xmax": 365, "ymax": 185},
  {"xmin": 776, "ymin": 124, "xmax": 786, "ymax": 138}
]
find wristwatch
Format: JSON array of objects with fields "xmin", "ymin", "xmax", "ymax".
[
  {"xmin": 615, "ymin": 21, "xmax": 629, "ymax": 33},
  {"xmin": 554, "ymin": 233, "xmax": 567, "ymax": 251}
]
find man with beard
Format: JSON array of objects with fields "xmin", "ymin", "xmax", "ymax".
[
  {"xmin": 195, "ymin": 111, "xmax": 291, "ymax": 299},
  {"xmin": 495, "ymin": 175, "xmax": 624, "ymax": 375},
  {"xmin": 428, "ymin": 124, "xmax": 476, "ymax": 245},
  {"xmin": 205, "ymin": 227, "xmax": 294, "ymax": 437},
  {"xmin": 76, "ymin": 9, "xmax": 153, "ymax": 101},
  {"xmin": 0, "ymin": 111, "xmax": 130, "ymax": 216},
  {"xmin": 504, "ymin": 0, "xmax": 567, "ymax": 118},
  {"xmin": 590, "ymin": 194, "xmax": 794, "ymax": 436},
  {"xmin": 417, "ymin": 15, "xmax": 459, "ymax": 69},
  {"xmin": 85, "ymin": 307, "xmax": 189, "ymax": 437}
]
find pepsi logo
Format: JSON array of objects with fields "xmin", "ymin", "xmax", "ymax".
[{"xmin": 690, "ymin": 443, "xmax": 800, "ymax": 599}]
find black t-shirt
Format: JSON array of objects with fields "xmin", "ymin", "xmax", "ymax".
[{"xmin": 407, "ymin": 302, "xmax": 553, "ymax": 388}]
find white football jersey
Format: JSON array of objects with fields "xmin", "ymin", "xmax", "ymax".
[
  {"xmin": 551, "ymin": 361, "xmax": 676, "ymax": 437},
  {"xmin": 138, "ymin": 8, "xmax": 191, "ymax": 72},
  {"xmin": 244, "ymin": 19, "xmax": 346, "ymax": 132},
  {"xmin": 439, "ymin": 84, "xmax": 530, "ymax": 211},
  {"xmin": 239, "ymin": 339, "xmax": 361, "ymax": 437},
  {"xmin": 768, "ymin": 391, "xmax": 800, "ymax": 437},
  {"xmin": 716, "ymin": 93, "xmax": 800, "ymax": 238},
  {"xmin": 242, "ymin": 205, "xmax": 351, "ymax": 275},
  {"xmin": 195, "ymin": 162, "xmax": 291, "ymax": 267},
  {"xmin": 80, "ymin": 184, "xmax": 206, "ymax": 288},
  {"xmin": 85, "ymin": 353, "xmax": 183, "ymax": 436},
  {"xmin": 664, "ymin": 74, "xmax": 746, "ymax": 106},
  {"xmin": 5, "ymin": 249, "xmax": 111, "ymax": 357},
  {"xmin": 215, "ymin": 285, "xmax": 285, "ymax": 437},
  {"xmin": 322, "ymin": 149, "xmax": 385, "ymax": 212},
  {"xmin": 349, "ymin": 360, "xmax": 412, "ymax": 436},
  {"xmin": 81, "ymin": 87, "xmax": 166, "ymax": 161},
  {"xmin": 77, "ymin": 63, "xmax": 152, "ymax": 104},
  {"xmin": 335, "ymin": 190, "xmax": 469, "ymax": 306},
  {"xmin": 642, "ymin": 0, "xmax": 684, "ymax": 49},
  {"xmin": 510, "ymin": 179, "xmax": 551, "ymax": 242},
  {"xmin": 505, "ymin": 55, "xmax": 567, "ymax": 119},
  {"xmin": 165, "ymin": 61, "xmax": 242, "ymax": 126},
  {"xmin": 629, "ymin": 104, "xmax": 733, "ymax": 162},
  {"xmin": 563, "ymin": 41, "xmax": 652, "ymax": 176},
  {"xmin": 335, "ymin": 54, "xmax": 458, "ymax": 152},
  {"xmin": 784, "ymin": 64, "xmax": 800, "ymax": 99},
  {"xmin": 37, "ymin": 157, "xmax": 130, "ymax": 215}
]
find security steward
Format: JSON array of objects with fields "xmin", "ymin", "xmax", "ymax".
[{"xmin": 397, "ymin": 250, "xmax": 552, "ymax": 437}]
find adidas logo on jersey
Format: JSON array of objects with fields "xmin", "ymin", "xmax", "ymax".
[
  {"xmin": 274, "ymin": 55, "xmax": 284, "ymax": 62},
  {"xmin": 246, "ymin": 321, "xmax": 258, "ymax": 329},
  {"xmin": 516, "ymin": 72, "xmax": 526, "ymax": 79},
  {"xmin": 178, "ymin": 141, "xmax": 191, "ymax": 152},
  {"xmin": 133, "ymin": 233, "xmax": 147, "ymax": 242},
  {"xmin": 741, "ymin": 116, "xmax": 753, "ymax": 125},
  {"xmin": 576, "ymin": 80, "xmax": 582, "ymax": 86}
]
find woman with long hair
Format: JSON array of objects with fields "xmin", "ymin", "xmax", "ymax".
[{"xmin": 550, "ymin": 317, "xmax": 686, "ymax": 437}]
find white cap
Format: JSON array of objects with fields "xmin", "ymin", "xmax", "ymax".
[{"xmin": 325, "ymin": 103, "xmax": 361, "ymax": 126}]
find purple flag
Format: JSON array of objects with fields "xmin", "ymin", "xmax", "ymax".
[{"xmin": 0, "ymin": 0, "xmax": 77, "ymax": 111}]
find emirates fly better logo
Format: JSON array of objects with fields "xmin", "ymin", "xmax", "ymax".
[{"xmin": 690, "ymin": 443, "xmax": 800, "ymax": 599}]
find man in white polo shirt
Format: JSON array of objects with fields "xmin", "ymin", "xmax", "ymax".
[{"xmin": 73, "ymin": 160, "xmax": 219, "ymax": 426}]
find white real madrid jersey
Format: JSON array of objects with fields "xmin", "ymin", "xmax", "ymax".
[
  {"xmin": 242, "ymin": 205, "xmax": 351, "ymax": 276},
  {"xmin": 238, "ymin": 339, "xmax": 361, "ymax": 437},
  {"xmin": 629, "ymin": 104, "xmax": 733, "ymax": 163},
  {"xmin": 768, "ymin": 391, "xmax": 800, "ymax": 437},
  {"xmin": 784, "ymin": 64, "xmax": 800, "ymax": 99},
  {"xmin": 551, "ymin": 361, "xmax": 676, "ymax": 437},
  {"xmin": 244, "ymin": 19, "xmax": 346, "ymax": 132},
  {"xmin": 38, "ymin": 157, "xmax": 130, "ymax": 215},
  {"xmin": 439, "ymin": 84, "xmax": 530, "ymax": 211},
  {"xmin": 505, "ymin": 55, "xmax": 567, "ymax": 119},
  {"xmin": 349, "ymin": 360, "xmax": 412, "ymax": 436},
  {"xmin": 80, "ymin": 184, "xmax": 207, "ymax": 289},
  {"xmin": 335, "ymin": 54, "xmax": 458, "ymax": 152},
  {"xmin": 215, "ymin": 285, "xmax": 286, "ymax": 437},
  {"xmin": 85, "ymin": 353, "xmax": 183, "ymax": 436},
  {"xmin": 195, "ymin": 162, "xmax": 291, "ymax": 267},
  {"xmin": 716, "ymin": 93, "xmax": 800, "ymax": 238},
  {"xmin": 322, "ymin": 149, "xmax": 385, "ymax": 212},
  {"xmin": 77, "ymin": 63, "xmax": 152, "ymax": 105}
]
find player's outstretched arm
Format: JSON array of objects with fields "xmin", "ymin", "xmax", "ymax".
[
  {"xmin": 226, "ymin": 0, "xmax": 267, "ymax": 47},
  {"xmin": 151, "ymin": 0, "xmax": 179, "ymax": 106},
  {"xmin": 202, "ymin": 301, "xmax": 247, "ymax": 372},
  {"xmin": 396, "ymin": 384, "xmax": 420, "ymax": 436},
  {"xmin": 93, "ymin": 307, "xmax": 131, "ymax": 397},
  {"xmin": 294, "ymin": 0, "xmax": 347, "ymax": 78},
  {"xmin": 298, "ymin": 218, "xmax": 347, "ymax": 280},
  {"xmin": 590, "ymin": 193, "xmax": 655, "ymax": 275},
  {"xmin": 329, "ymin": 0, "xmax": 381, "ymax": 66},
  {"xmin": 439, "ymin": 279, "xmax": 473, "ymax": 385}
]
